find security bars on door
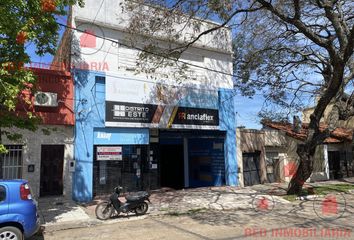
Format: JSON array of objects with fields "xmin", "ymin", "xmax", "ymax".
[{"xmin": 1, "ymin": 145, "xmax": 23, "ymax": 179}]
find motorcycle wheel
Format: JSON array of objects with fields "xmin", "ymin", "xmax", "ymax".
[
  {"xmin": 95, "ymin": 202, "xmax": 113, "ymax": 220},
  {"xmin": 135, "ymin": 202, "xmax": 149, "ymax": 215}
]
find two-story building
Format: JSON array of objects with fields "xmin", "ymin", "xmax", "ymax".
[
  {"xmin": 1, "ymin": 68, "xmax": 75, "ymax": 198},
  {"xmin": 55, "ymin": 0, "xmax": 237, "ymax": 202}
]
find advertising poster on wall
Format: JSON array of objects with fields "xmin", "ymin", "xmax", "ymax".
[{"xmin": 97, "ymin": 146, "xmax": 122, "ymax": 160}]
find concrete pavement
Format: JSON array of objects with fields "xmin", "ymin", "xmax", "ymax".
[
  {"xmin": 34, "ymin": 179, "xmax": 354, "ymax": 239},
  {"xmin": 34, "ymin": 204, "xmax": 354, "ymax": 240}
]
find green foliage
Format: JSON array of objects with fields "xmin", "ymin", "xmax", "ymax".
[
  {"xmin": 313, "ymin": 184, "xmax": 354, "ymax": 195},
  {"xmin": 0, "ymin": 0, "xmax": 83, "ymax": 149},
  {"xmin": 0, "ymin": 145, "xmax": 7, "ymax": 154}
]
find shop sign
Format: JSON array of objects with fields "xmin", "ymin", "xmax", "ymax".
[
  {"xmin": 97, "ymin": 146, "xmax": 122, "ymax": 161},
  {"xmin": 106, "ymin": 101, "xmax": 157, "ymax": 123},
  {"xmin": 106, "ymin": 101, "xmax": 219, "ymax": 127},
  {"xmin": 173, "ymin": 107, "xmax": 219, "ymax": 126},
  {"xmin": 105, "ymin": 76, "xmax": 219, "ymax": 129}
]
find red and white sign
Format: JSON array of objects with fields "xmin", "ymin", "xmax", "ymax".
[{"xmin": 97, "ymin": 146, "xmax": 122, "ymax": 161}]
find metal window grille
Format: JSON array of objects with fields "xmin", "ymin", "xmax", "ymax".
[{"xmin": 1, "ymin": 145, "xmax": 23, "ymax": 179}]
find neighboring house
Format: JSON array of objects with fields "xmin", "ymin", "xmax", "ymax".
[
  {"xmin": 302, "ymin": 95, "xmax": 354, "ymax": 129},
  {"xmin": 236, "ymin": 128, "xmax": 267, "ymax": 187},
  {"xmin": 56, "ymin": 0, "xmax": 236, "ymax": 202},
  {"xmin": 1, "ymin": 68, "xmax": 75, "ymax": 198},
  {"xmin": 237, "ymin": 121, "xmax": 353, "ymax": 187}
]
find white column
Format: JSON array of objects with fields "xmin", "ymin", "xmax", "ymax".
[
  {"xmin": 324, "ymin": 144, "xmax": 329, "ymax": 179},
  {"xmin": 184, "ymin": 137, "xmax": 189, "ymax": 188}
]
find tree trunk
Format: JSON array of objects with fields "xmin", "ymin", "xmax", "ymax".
[{"xmin": 287, "ymin": 143, "xmax": 315, "ymax": 195}]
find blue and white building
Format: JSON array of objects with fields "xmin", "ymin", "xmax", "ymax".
[{"xmin": 64, "ymin": 0, "xmax": 237, "ymax": 202}]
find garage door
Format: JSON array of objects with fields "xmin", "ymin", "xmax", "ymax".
[{"xmin": 243, "ymin": 152, "xmax": 261, "ymax": 186}]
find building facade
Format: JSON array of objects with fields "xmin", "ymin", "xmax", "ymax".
[
  {"xmin": 236, "ymin": 121, "xmax": 353, "ymax": 187},
  {"xmin": 66, "ymin": 0, "xmax": 237, "ymax": 202},
  {"xmin": 1, "ymin": 68, "xmax": 75, "ymax": 198}
]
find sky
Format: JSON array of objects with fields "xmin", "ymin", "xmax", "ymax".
[
  {"xmin": 234, "ymin": 95, "xmax": 265, "ymax": 129},
  {"xmin": 25, "ymin": 15, "xmax": 67, "ymax": 68}
]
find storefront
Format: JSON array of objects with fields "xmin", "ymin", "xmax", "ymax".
[{"xmin": 73, "ymin": 72, "xmax": 237, "ymax": 202}]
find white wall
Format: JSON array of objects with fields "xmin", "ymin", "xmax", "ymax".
[
  {"xmin": 2, "ymin": 125, "xmax": 74, "ymax": 199},
  {"xmin": 71, "ymin": 0, "xmax": 233, "ymax": 90},
  {"xmin": 73, "ymin": 0, "xmax": 232, "ymax": 52}
]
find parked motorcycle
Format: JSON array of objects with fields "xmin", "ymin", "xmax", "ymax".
[{"xmin": 95, "ymin": 186, "xmax": 150, "ymax": 220}]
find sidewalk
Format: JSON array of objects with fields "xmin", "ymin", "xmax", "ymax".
[
  {"xmin": 37, "ymin": 196, "xmax": 96, "ymax": 232},
  {"xmin": 38, "ymin": 185, "xmax": 289, "ymax": 232},
  {"xmin": 37, "ymin": 178, "xmax": 354, "ymax": 233}
]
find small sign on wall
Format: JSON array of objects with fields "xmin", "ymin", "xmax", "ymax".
[
  {"xmin": 28, "ymin": 164, "xmax": 35, "ymax": 173},
  {"xmin": 150, "ymin": 163, "xmax": 158, "ymax": 169},
  {"xmin": 97, "ymin": 146, "xmax": 122, "ymax": 160}
]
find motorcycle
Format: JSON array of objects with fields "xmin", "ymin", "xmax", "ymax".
[{"xmin": 95, "ymin": 186, "xmax": 150, "ymax": 220}]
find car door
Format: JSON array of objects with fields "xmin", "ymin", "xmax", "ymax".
[{"xmin": 0, "ymin": 184, "xmax": 9, "ymax": 219}]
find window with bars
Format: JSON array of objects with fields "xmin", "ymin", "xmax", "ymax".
[{"xmin": 0, "ymin": 145, "xmax": 23, "ymax": 179}]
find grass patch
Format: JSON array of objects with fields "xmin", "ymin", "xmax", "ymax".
[
  {"xmin": 282, "ymin": 189, "xmax": 308, "ymax": 202},
  {"xmin": 282, "ymin": 195, "xmax": 297, "ymax": 202},
  {"xmin": 281, "ymin": 184, "xmax": 354, "ymax": 201},
  {"xmin": 166, "ymin": 208, "xmax": 207, "ymax": 216},
  {"xmin": 186, "ymin": 208, "xmax": 207, "ymax": 214},
  {"xmin": 313, "ymin": 184, "xmax": 354, "ymax": 195},
  {"xmin": 167, "ymin": 211, "xmax": 182, "ymax": 216}
]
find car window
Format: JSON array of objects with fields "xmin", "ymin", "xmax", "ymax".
[{"xmin": 0, "ymin": 185, "xmax": 6, "ymax": 202}]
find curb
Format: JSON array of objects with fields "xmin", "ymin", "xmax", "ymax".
[
  {"xmin": 42, "ymin": 214, "xmax": 149, "ymax": 233},
  {"xmin": 42, "ymin": 219, "xmax": 101, "ymax": 233}
]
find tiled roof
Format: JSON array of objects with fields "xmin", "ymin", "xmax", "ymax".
[{"xmin": 263, "ymin": 121, "xmax": 353, "ymax": 143}]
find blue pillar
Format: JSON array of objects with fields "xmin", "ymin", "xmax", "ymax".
[
  {"xmin": 73, "ymin": 120, "xmax": 94, "ymax": 202},
  {"xmin": 219, "ymin": 88, "xmax": 238, "ymax": 186},
  {"xmin": 72, "ymin": 70, "xmax": 106, "ymax": 202}
]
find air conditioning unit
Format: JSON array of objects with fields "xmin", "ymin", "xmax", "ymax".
[{"xmin": 34, "ymin": 92, "xmax": 58, "ymax": 107}]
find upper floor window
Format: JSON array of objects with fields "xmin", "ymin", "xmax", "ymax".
[{"xmin": 94, "ymin": 76, "xmax": 106, "ymax": 97}]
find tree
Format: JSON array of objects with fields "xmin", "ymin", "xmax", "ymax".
[
  {"xmin": 123, "ymin": 0, "xmax": 354, "ymax": 195},
  {"xmin": 0, "ymin": 0, "xmax": 83, "ymax": 153}
]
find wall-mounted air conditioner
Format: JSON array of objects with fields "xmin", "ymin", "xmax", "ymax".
[{"xmin": 34, "ymin": 92, "xmax": 58, "ymax": 107}]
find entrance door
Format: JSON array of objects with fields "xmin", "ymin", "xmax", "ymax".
[
  {"xmin": 328, "ymin": 151, "xmax": 341, "ymax": 179},
  {"xmin": 40, "ymin": 145, "xmax": 64, "ymax": 196},
  {"xmin": 160, "ymin": 144, "xmax": 184, "ymax": 189},
  {"xmin": 265, "ymin": 152, "xmax": 280, "ymax": 183},
  {"xmin": 243, "ymin": 152, "xmax": 261, "ymax": 186}
]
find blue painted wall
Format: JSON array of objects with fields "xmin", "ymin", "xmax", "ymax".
[
  {"xmin": 73, "ymin": 70, "xmax": 149, "ymax": 202},
  {"xmin": 188, "ymin": 138, "xmax": 225, "ymax": 187},
  {"xmin": 93, "ymin": 128, "xmax": 149, "ymax": 145},
  {"xmin": 219, "ymin": 88, "xmax": 238, "ymax": 186},
  {"xmin": 73, "ymin": 69, "xmax": 238, "ymax": 201}
]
